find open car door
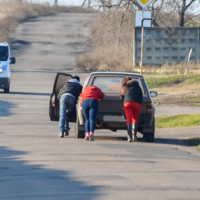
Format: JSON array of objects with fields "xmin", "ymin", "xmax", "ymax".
[{"xmin": 49, "ymin": 73, "xmax": 76, "ymax": 122}]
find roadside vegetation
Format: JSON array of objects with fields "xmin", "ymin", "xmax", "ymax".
[
  {"xmin": 146, "ymin": 74, "xmax": 200, "ymax": 88},
  {"xmin": 187, "ymin": 138, "xmax": 200, "ymax": 150},
  {"xmin": 75, "ymin": 1, "xmax": 200, "ymax": 73},
  {"xmin": 0, "ymin": 1, "xmax": 93, "ymax": 42},
  {"xmin": 145, "ymin": 73, "xmax": 200, "ymax": 106},
  {"xmin": 155, "ymin": 114, "xmax": 200, "ymax": 128}
]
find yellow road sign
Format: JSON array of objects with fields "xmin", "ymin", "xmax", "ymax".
[{"xmin": 136, "ymin": 0, "xmax": 155, "ymax": 9}]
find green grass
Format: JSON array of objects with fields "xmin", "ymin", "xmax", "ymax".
[
  {"xmin": 145, "ymin": 76, "xmax": 183, "ymax": 87},
  {"xmin": 145, "ymin": 75, "xmax": 200, "ymax": 88},
  {"xmin": 188, "ymin": 76, "xmax": 200, "ymax": 84},
  {"xmin": 191, "ymin": 96, "xmax": 200, "ymax": 101},
  {"xmin": 187, "ymin": 137, "xmax": 200, "ymax": 150},
  {"xmin": 155, "ymin": 114, "xmax": 200, "ymax": 128}
]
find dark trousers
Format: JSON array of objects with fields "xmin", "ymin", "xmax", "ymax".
[
  {"xmin": 59, "ymin": 94, "xmax": 76, "ymax": 132},
  {"xmin": 82, "ymin": 99, "xmax": 98, "ymax": 133}
]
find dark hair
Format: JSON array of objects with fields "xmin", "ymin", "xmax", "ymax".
[
  {"xmin": 120, "ymin": 77, "xmax": 131, "ymax": 96},
  {"xmin": 73, "ymin": 76, "xmax": 80, "ymax": 82}
]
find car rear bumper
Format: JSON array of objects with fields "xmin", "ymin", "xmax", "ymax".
[
  {"xmin": 95, "ymin": 113, "xmax": 154, "ymax": 130},
  {"xmin": 0, "ymin": 77, "xmax": 10, "ymax": 89}
]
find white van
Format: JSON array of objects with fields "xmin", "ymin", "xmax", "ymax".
[{"xmin": 0, "ymin": 42, "xmax": 16, "ymax": 93}]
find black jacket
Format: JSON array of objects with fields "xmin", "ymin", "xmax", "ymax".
[
  {"xmin": 57, "ymin": 82, "xmax": 82, "ymax": 101},
  {"xmin": 121, "ymin": 80, "xmax": 143, "ymax": 105}
]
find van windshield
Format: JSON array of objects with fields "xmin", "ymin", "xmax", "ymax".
[
  {"xmin": 0, "ymin": 46, "xmax": 8, "ymax": 61},
  {"xmin": 92, "ymin": 76, "xmax": 143, "ymax": 94}
]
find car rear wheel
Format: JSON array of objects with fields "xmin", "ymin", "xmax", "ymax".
[
  {"xmin": 145, "ymin": 117, "xmax": 155, "ymax": 142},
  {"xmin": 75, "ymin": 115, "xmax": 85, "ymax": 139}
]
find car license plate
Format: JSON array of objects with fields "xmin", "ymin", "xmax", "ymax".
[{"xmin": 0, "ymin": 69, "xmax": 2, "ymax": 73}]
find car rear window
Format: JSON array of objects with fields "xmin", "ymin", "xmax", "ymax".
[{"xmin": 92, "ymin": 76, "xmax": 144, "ymax": 94}]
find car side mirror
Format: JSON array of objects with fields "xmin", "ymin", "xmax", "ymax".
[
  {"xmin": 10, "ymin": 57, "xmax": 16, "ymax": 64},
  {"xmin": 150, "ymin": 91, "xmax": 157, "ymax": 97}
]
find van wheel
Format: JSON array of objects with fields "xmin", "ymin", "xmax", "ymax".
[
  {"xmin": 145, "ymin": 117, "xmax": 155, "ymax": 142},
  {"xmin": 75, "ymin": 116, "xmax": 85, "ymax": 139},
  {"xmin": 4, "ymin": 86, "xmax": 10, "ymax": 93}
]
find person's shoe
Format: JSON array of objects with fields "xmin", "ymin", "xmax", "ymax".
[
  {"xmin": 133, "ymin": 135, "xmax": 138, "ymax": 141},
  {"xmin": 89, "ymin": 132, "xmax": 94, "ymax": 141},
  {"xmin": 127, "ymin": 124, "xmax": 132, "ymax": 142},
  {"xmin": 127, "ymin": 137, "xmax": 132, "ymax": 142},
  {"xmin": 58, "ymin": 131, "xmax": 64, "ymax": 138},
  {"xmin": 64, "ymin": 131, "xmax": 69, "ymax": 136},
  {"xmin": 85, "ymin": 132, "xmax": 90, "ymax": 140}
]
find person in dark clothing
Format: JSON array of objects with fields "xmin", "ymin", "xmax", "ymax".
[
  {"xmin": 57, "ymin": 76, "xmax": 82, "ymax": 138},
  {"xmin": 120, "ymin": 77, "xmax": 143, "ymax": 142},
  {"xmin": 81, "ymin": 86, "xmax": 104, "ymax": 141}
]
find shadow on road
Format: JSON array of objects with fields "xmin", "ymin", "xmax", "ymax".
[
  {"xmin": 154, "ymin": 138, "xmax": 189, "ymax": 146},
  {"xmin": 94, "ymin": 136, "xmax": 188, "ymax": 146},
  {"xmin": 0, "ymin": 100, "xmax": 15, "ymax": 117},
  {"xmin": 3, "ymin": 91, "xmax": 51, "ymax": 96},
  {"xmin": 11, "ymin": 70, "xmax": 58, "ymax": 74},
  {"xmin": 0, "ymin": 146, "xmax": 102, "ymax": 199}
]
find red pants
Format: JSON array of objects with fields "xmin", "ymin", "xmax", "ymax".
[{"xmin": 123, "ymin": 101, "xmax": 142, "ymax": 125}]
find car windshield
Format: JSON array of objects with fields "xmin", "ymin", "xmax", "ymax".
[
  {"xmin": 92, "ymin": 76, "xmax": 141, "ymax": 94},
  {"xmin": 0, "ymin": 46, "xmax": 8, "ymax": 61}
]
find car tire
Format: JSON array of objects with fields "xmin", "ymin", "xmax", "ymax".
[
  {"xmin": 75, "ymin": 115, "xmax": 85, "ymax": 139},
  {"xmin": 145, "ymin": 117, "xmax": 155, "ymax": 142},
  {"xmin": 4, "ymin": 85, "xmax": 10, "ymax": 93}
]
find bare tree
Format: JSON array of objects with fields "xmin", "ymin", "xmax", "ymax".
[
  {"xmin": 92, "ymin": 0, "xmax": 200, "ymax": 27},
  {"xmin": 178, "ymin": 0, "xmax": 200, "ymax": 26}
]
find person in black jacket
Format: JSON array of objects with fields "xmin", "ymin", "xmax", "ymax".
[
  {"xmin": 120, "ymin": 77, "xmax": 143, "ymax": 142},
  {"xmin": 57, "ymin": 76, "xmax": 82, "ymax": 138}
]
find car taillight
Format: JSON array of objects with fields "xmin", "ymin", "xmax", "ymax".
[{"xmin": 147, "ymin": 102, "xmax": 152, "ymax": 114}]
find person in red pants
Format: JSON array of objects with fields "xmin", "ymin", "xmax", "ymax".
[{"xmin": 120, "ymin": 77, "xmax": 143, "ymax": 142}]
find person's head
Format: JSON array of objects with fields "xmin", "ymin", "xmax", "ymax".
[
  {"xmin": 131, "ymin": 80, "xmax": 139, "ymax": 85},
  {"xmin": 73, "ymin": 76, "xmax": 80, "ymax": 82},
  {"xmin": 120, "ymin": 77, "xmax": 131, "ymax": 95},
  {"xmin": 122, "ymin": 77, "xmax": 131, "ymax": 87}
]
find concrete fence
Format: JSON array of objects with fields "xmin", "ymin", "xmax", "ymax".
[{"xmin": 133, "ymin": 27, "xmax": 200, "ymax": 67}]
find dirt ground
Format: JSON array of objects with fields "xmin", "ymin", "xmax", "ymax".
[
  {"xmin": 153, "ymin": 89, "xmax": 200, "ymax": 107},
  {"xmin": 146, "ymin": 75, "xmax": 200, "ymax": 107}
]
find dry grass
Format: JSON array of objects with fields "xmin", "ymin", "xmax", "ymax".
[
  {"xmin": 141, "ymin": 62, "xmax": 200, "ymax": 75},
  {"xmin": 0, "ymin": 1, "xmax": 94, "ymax": 42},
  {"xmin": 75, "ymin": 9, "xmax": 135, "ymax": 72},
  {"xmin": 75, "ymin": 52, "xmax": 200, "ymax": 75},
  {"xmin": 75, "ymin": 53, "xmax": 134, "ymax": 72},
  {"xmin": 74, "ymin": 8, "xmax": 200, "ymax": 75}
]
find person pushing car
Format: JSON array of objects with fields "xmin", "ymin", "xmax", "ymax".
[
  {"xmin": 81, "ymin": 86, "xmax": 104, "ymax": 141},
  {"xmin": 57, "ymin": 76, "xmax": 82, "ymax": 138},
  {"xmin": 120, "ymin": 77, "xmax": 143, "ymax": 142}
]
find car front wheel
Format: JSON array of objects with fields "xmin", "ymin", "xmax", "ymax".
[
  {"xmin": 75, "ymin": 115, "xmax": 85, "ymax": 139},
  {"xmin": 4, "ymin": 85, "xmax": 10, "ymax": 93}
]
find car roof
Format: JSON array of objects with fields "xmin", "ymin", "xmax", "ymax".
[
  {"xmin": 0, "ymin": 43, "xmax": 9, "ymax": 47},
  {"xmin": 89, "ymin": 72, "xmax": 144, "ymax": 78}
]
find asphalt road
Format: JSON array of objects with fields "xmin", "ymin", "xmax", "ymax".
[{"xmin": 0, "ymin": 13, "xmax": 200, "ymax": 200}]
